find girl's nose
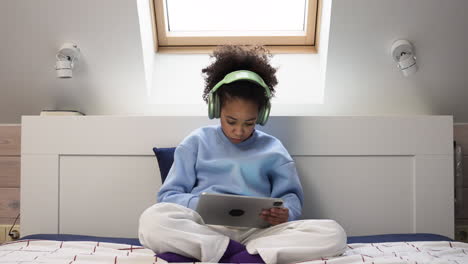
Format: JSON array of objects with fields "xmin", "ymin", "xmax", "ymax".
[{"xmin": 233, "ymin": 126, "xmax": 244, "ymax": 137}]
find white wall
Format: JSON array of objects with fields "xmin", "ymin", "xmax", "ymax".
[
  {"xmin": 0, "ymin": 0, "xmax": 147, "ymax": 123},
  {"xmin": 325, "ymin": 0, "xmax": 468, "ymax": 119},
  {"xmin": 1, "ymin": 0, "xmax": 468, "ymax": 123}
]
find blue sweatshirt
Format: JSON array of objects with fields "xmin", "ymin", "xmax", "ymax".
[{"xmin": 157, "ymin": 125, "xmax": 304, "ymax": 221}]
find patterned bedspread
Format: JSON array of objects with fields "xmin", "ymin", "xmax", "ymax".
[
  {"xmin": 1, "ymin": 240, "xmax": 467, "ymax": 264},
  {"xmin": 0, "ymin": 240, "xmax": 156, "ymax": 263},
  {"xmin": 309, "ymin": 241, "xmax": 468, "ymax": 264}
]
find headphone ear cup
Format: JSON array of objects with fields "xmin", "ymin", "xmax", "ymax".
[
  {"xmin": 213, "ymin": 93, "xmax": 221, "ymax": 118},
  {"xmin": 257, "ymin": 106, "xmax": 265, "ymax": 125},
  {"xmin": 257, "ymin": 101, "xmax": 271, "ymax": 126},
  {"xmin": 208, "ymin": 93, "xmax": 215, "ymax": 119}
]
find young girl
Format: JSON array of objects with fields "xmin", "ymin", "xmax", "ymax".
[{"xmin": 139, "ymin": 45, "xmax": 346, "ymax": 264}]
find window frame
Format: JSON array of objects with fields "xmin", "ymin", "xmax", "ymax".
[{"xmin": 150, "ymin": 0, "xmax": 321, "ymax": 54}]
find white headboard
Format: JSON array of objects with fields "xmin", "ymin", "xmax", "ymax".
[{"xmin": 21, "ymin": 116, "xmax": 454, "ymax": 238}]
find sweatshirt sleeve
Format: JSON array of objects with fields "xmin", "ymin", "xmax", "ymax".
[
  {"xmin": 269, "ymin": 161, "xmax": 304, "ymax": 221},
  {"xmin": 157, "ymin": 144, "xmax": 199, "ymax": 210}
]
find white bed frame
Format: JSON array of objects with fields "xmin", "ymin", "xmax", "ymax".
[{"xmin": 21, "ymin": 116, "xmax": 454, "ymax": 239}]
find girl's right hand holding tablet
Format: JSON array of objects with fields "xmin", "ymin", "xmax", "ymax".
[{"xmin": 260, "ymin": 207, "xmax": 289, "ymax": 226}]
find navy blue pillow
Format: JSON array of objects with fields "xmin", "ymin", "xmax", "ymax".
[{"xmin": 152, "ymin": 147, "xmax": 176, "ymax": 183}]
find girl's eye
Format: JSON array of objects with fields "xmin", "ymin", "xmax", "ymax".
[
  {"xmin": 227, "ymin": 122, "xmax": 236, "ymax": 125},
  {"xmin": 245, "ymin": 123, "xmax": 254, "ymax": 127}
]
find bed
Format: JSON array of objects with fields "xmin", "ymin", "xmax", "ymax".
[
  {"xmin": 0, "ymin": 233, "xmax": 462, "ymax": 263},
  {"xmin": 2, "ymin": 115, "xmax": 455, "ymax": 263}
]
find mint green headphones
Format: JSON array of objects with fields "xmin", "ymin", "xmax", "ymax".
[{"xmin": 207, "ymin": 70, "xmax": 272, "ymax": 126}]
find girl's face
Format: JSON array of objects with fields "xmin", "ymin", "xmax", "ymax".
[{"xmin": 220, "ymin": 98, "xmax": 259, "ymax": 144}]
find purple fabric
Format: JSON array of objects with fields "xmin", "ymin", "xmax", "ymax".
[
  {"xmin": 219, "ymin": 240, "xmax": 264, "ymax": 263},
  {"xmin": 156, "ymin": 240, "xmax": 264, "ymax": 263},
  {"xmin": 219, "ymin": 239, "xmax": 248, "ymax": 262},
  {"xmin": 157, "ymin": 252, "xmax": 199, "ymax": 263},
  {"xmin": 226, "ymin": 250, "xmax": 264, "ymax": 263}
]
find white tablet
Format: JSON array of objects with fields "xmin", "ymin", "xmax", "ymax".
[{"xmin": 195, "ymin": 193, "xmax": 284, "ymax": 228}]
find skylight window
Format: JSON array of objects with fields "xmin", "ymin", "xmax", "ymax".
[
  {"xmin": 167, "ymin": 0, "xmax": 306, "ymax": 33},
  {"xmin": 152, "ymin": 0, "xmax": 319, "ymax": 52}
]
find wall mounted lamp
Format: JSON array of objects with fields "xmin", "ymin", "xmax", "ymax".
[
  {"xmin": 391, "ymin": 39, "xmax": 418, "ymax": 77},
  {"xmin": 55, "ymin": 43, "xmax": 80, "ymax": 78}
]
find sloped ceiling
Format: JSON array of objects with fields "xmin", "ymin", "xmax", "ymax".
[{"xmin": 0, "ymin": 0, "xmax": 467, "ymax": 123}]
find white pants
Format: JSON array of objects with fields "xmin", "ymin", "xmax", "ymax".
[{"xmin": 139, "ymin": 203, "xmax": 347, "ymax": 264}]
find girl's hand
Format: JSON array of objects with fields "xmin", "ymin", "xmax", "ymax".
[{"xmin": 260, "ymin": 207, "xmax": 289, "ymax": 226}]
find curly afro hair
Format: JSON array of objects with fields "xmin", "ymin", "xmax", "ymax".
[{"xmin": 202, "ymin": 45, "xmax": 278, "ymax": 110}]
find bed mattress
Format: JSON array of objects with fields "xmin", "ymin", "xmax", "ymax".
[{"xmin": 0, "ymin": 233, "xmax": 458, "ymax": 264}]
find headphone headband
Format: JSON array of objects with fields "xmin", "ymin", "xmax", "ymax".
[{"xmin": 209, "ymin": 70, "xmax": 271, "ymax": 98}]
